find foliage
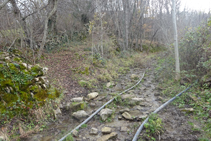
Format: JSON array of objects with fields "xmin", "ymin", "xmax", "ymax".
[
  {"xmin": 0, "ymin": 51, "xmax": 60, "ymax": 119},
  {"xmin": 158, "ymin": 77, "xmax": 211, "ymax": 139},
  {"xmin": 65, "ymin": 134, "xmax": 74, "ymax": 141},
  {"xmin": 78, "ymin": 80, "xmax": 94, "ymax": 88},
  {"xmin": 179, "ymin": 18, "xmax": 211, "ymax": 76},
  {"xmin": 144, "ymin": 114, "xmax": 164, "ymax": 140}
]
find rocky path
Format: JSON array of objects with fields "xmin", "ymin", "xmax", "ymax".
[
  {"xmin": 70, "ymin": 68, "xmax": 161, "ymax": 141},
  {"xmin": 29, "ymin": 66, "xmax": 201, "ymax": 141},
  {"xmin": 29, "ymin": 66, "xmax": 163, "ymax": 141}
]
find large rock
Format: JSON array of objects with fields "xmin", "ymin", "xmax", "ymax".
[
  {"xmin": 71, "ymin": 97, "xmax": 84, "ymax": 102},
  {"xmin": 72, "ymin": 130, "xmax": 78, "ymax": 137},
  {"xmin": 69, "ymin": 102, "xmax": 87, "ymax": 111},
  {"xmin": 72, "ymin": 110, "xmax": 88, "ymax": 120},
  {"xmin": 113, "ymin": 83, "xmax": 123, "ymax": 91},
  {"xmin": 106, "ymin": 82, "xmax": 114, "ymax": 88},
  {"xmin": 120, "ymin": 127, "xmax": 128, "ymax": 132},
  {"xmin": 53, "ymin": 107, "xmax": 62, "ymax": 118},
  {"xmin": 131, "ymin": 74, "xmax": 139, "ymax": 80},
  {"xmin": 138, "ymin": 115, "xmax": 148, "ymax": 120},
  {"xmin": 119, "ymin": 108, "xmax": 130, "ymax": 114},
  {"xmin": 97, "ymin": 132, "xmax": 118, "ymax": 141},
  {"xmin": 90, "ymin": 127, "xmax": 98, "ymax": 135},
  {"xmin": 121, "ymin": 94, "xmax": 135, "ymax": 100},
  {"xmin": 88, "ymin": 92, "xmax": 99, "ymax": 100},
  {"xmin": 122, "ymin": 112, "xmax": 133, "ymax": 120},
  {"xmin": 100, "ymin": 108, "xmax": 113, "ymax": 121},
  {"xmin": 101, "ymin": 127, "xmax": 112, "ymax": 134},
  {"xmin": 180, "ymin": 108, "xmax": 194, "ymax": 113},
  {"xmin": 131, "ymin": 98, "xmax": 144, "ymax": 104}
]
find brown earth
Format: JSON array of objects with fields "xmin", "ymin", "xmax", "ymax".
[{"xmin": 30, "ymin": 49, "xmax": 203, "ymax": 141}]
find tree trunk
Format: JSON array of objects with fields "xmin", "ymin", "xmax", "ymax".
[
  {"xmin": 38, "ymin": 0, "xmax": 59, "ymax": 60},
  {"xmin": 172, "ymin": 0, "xmax": 180, "ymax": 80},
  {"xmin": 122, "ymin": 0, "xmax": 129, "ymax": 50},
  {"xmin": 48, "ymin": 0, "xmax": 58, "ymax": 35},
  {"xmin": 10, "ymin": 0, "xmax": 30, "ymax": 42}
]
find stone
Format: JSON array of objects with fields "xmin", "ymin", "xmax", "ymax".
[
  {"xmin": 95, "ymin": 96, "xmax": 106, "ymax": 101},
  {"xmin": 71, "ymin": 97, "xmax": 84, "ymax": 102},
  {"xmin": 131, "ymin": 74, "xmax": 139, "ymax": 80},
  {"xmin": 72, "ymin": 130, "xmax": 78, "ymax": 137},
  {"xmin": 89, "ymin": 103, "xmax": 96, "ymax": 107},
  {"xmin": 42, "ymin": 67, "xmax": 49, "ymax": 75},
  {"xmin": 120, "ymin": 127, "xmax": 128, "ymax": 132},
  {"xmin": 90, "ymin": 127, "xmax": 98, "ymax": 135},
  {"xmin": 122, "ymin": 112, "xmax": 133, "ymax": 120},
  {"xmin": 97, "ymin": 132, "xmax": 118, "ymax": 141},
  {"xmin": 119, "ymin": 108, "xmax": 130, "ymax": 114},
  {"xmin": 100, "ymin": 108, "xmax": 113, "ymax": 121},
  {"xmin": 134, "ymin": 105, "xmax": 142, "ymax": 110},
  {"xmin": 5, "ymin": 56, "xmax": 10, "ymax": 61},
  {"xmin": 131, "ymin": 98, "xmax": 144, "ymax": 102},
  {"xmin": 53, "ymin": 107, "xmax": 62, "ymax": 118},
  {"xmin": 121, "ymin": 94, "xmax": 135, "ymax": 100},
  {"xmin": 138, "ymin": 115, "xmax": 148, "ymax": 120},
  {"xmin": 113, "ymin": 83, "xmax": 122, "ymax": 91},
  {"xmin": 129, "ymin": 110, "xmax": 141, "ymax": 118},
  {"xmin": 101, "ymin": 127, "xmax": 112, "ymax": 134},
  {"xmin": 118, "ymin": 116, "xmax": 123, "ymax": 120},
  {"xmin": 106, "ymin": 82, "xmax": 114, "ymax": 88},
  {"xmin": 88, "ymin": 92, "xmax": 99, "ymax": 100},
  {"xmin": 72, "ymin": 110, "xmax": 88, "ymax": 120},
  {"xmin": 35, "ymin": 78, "xmax": 39, "ymax": 82},
  {"xmin": 69, "ymin": 102, "xmax": 87, "ymax": 112},
  {"xmin": 180, "ymin": 108, "xmax": 194, "ymax": 113}
]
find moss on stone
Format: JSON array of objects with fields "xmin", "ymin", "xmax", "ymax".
[{"xmin": 0, "ymin": 51, "xmax": 61, "ymax": 119}]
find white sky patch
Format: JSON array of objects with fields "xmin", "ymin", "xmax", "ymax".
[{"xmin": 181, "ymin": 0, "xmax": 211, "ymax": 12}]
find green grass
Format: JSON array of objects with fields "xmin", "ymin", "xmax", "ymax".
[
  {"xmin": 65, "ymin": 134, "xmax": 74, "ymax": 141},
  {"xmin": 80, "ymin": 124, "xmax": 87, "ymax": 129}
]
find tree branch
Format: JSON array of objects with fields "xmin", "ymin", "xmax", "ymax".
[
  {"xmin": 22, "ymin": 3, "xmax": 49, "ymax": 20},
  {"xmin": 0, "ymin": 0, "xmax": 10, "ymax": 11}
]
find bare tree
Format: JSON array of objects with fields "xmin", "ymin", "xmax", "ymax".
[
  {"xmin": 38, "ymin": 0, "xmax": 59, "ymax": 59},
  {"xmin": 172, "ymin": 0, "xmax": 180, "ymax": 80},
  {"xmin": 0, "ymin": 0, "xmax": 9, "ymax": 10}
]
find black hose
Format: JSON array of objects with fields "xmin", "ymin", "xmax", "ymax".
[
  {"xmin": 132, "ymin": 80, "xmax": 198, "ymax": 141},
  {"xmin": 59, "ymin": 72, "xmax": 145, "ymax": 141}
]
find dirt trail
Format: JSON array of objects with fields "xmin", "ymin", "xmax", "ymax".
[{"xmin": 28, "ymin": 57, "xmax": 201, "ymax": 141}]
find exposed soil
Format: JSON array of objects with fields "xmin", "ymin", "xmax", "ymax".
[
  {"xmin": 158, "ymin": 105, "xmax": 201, "ymax": 141},
  {"xmin": 41, "ymin": 49, "xmax": 88, "ymax": 99},
  {"xmin": 26, "ymin": 51, "xmax": 203, "ymax": 141}
]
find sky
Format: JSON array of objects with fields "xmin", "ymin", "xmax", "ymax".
[{"xmin": 181, "ymin": 0, "xmax": 211, "ymax": 12}]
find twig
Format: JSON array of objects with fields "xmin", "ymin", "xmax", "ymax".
[{"xmin": 7, "ymin": 38, "xmax": 17, "ymax": 52}]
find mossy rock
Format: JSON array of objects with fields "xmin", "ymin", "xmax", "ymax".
[
  {"xmin": 30, "ymin": 64, "xmax": 43, "ymax": 77},
  {"xmin": 0, "ymin": 51, "xmax": 60, "ymax": 119},
  {"xmin": 69, "ymin": 102, "xmax": 87, "ymax": 112}
]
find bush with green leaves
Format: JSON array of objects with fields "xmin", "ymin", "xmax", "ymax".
[
  {"xmin": 144, "ymin": 114, "xmax": 164, "ymax": 140},
  {"xmin": 179, "ymin": 18, "xmax": 211, "ymax": 77}
]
